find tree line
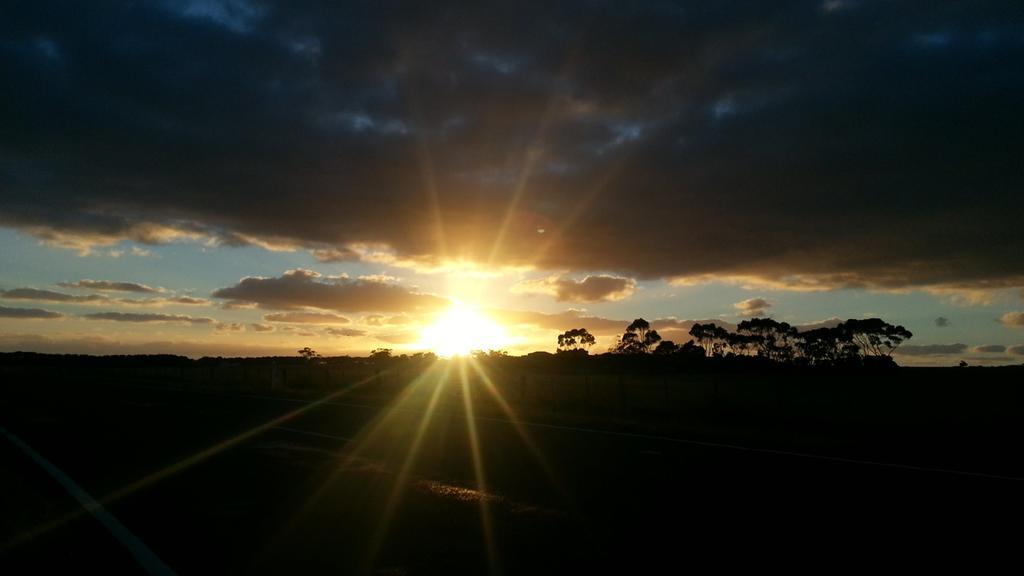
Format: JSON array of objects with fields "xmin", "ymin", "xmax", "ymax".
[{"xmin": 558, "ymin": 317, "xmax": 912, "ymax": 367}]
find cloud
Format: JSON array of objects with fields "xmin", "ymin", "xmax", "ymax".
[
  {"xmin": 934, "ymin": 316, "xmax": 950, "ymax": 327},
  {"xmin": 821, "ymin": 0, "xmax": 855, "ymax": 13},
  {"xmin": 108, "ymin": 296, "xmax": 212, "ymax": 307},
  {"xmin": 82, "ymin": 312, "xmax": 214, "ymax": 324},
  {"xmin": 374, "ymin": 332, "xmax": 420, "ymax": 345},
  {"xmin": 264, "ymin": 311, "xmax": 351, "ymax": 324},
  {"xmin": 895, "ymin": 343, "xmax": 968, "ymax": 356},
  {"xmin": 0, "ymin": 305, "xmax": 64, "ymax": 319},
  {"xmin": 215, "ymin": 322, "xmax": 245, "ymax": 332},
  {"xmin": 486, "ymin": 307, "xmax": 839, "ymax": 350},
  {"xmin": 974, "ymin": 344, "xmax": 1006, "ymax": 353},
  {"xmin": 166, "ymin": 296, "xmax": 210, "ymax": 305},
  {"xmin": 0, "ymin": 333, "xmax": 298, "ymax": 357},
  {"xmin": 512, "ymin": 275, "xmax": 636, "ymax": 302},
  {"xmin": 1000, "ymin": 312, "xmax": 1024, "ymax": 327},
  {"xmin": 362, "ymin": 314, "xmax": 411, "ymax": 326},
  {"xmin": 733, "ymin": 297, "xmax": 772, "ymax": 317},
  {"xmin": 325, "ymin": 327, "xmax": 366, "ymax": 337},
  {"xmin": 0, "ymin": 0, "xmax": 1019, "ymax": 291},
  {"xmin": 492, "ymin": 309, "xmax": 631, "ymax": 335},
  {"xmin": 1, "ymin": 1, "xmax": 1020, "ymax": 291},
  {"xmin": 1, "ymin": 288, "xmax": 108, "ymax": 303},
  {"xmin": 311, "ymin": 247, "xmax": 360, "ymax": 263},
  {"xmin": 212, "ymin": 269, "xmax": 447, "ymax": 312},
  {"xmin": 58, "ymin": 280, "xmax": 162, "ymax": 293},
  {"xmin": 1009, "ymin": 345, "xmax": 1024, "ymax": 356},
  {"xmin": 794, "ymin": 317, "xmax": 843, "ymax": 332},
  {"xmin": 173, "ymin": 0, "xmax": 266, "ymax": 34},
  {"xmin": 358, "ymin": 274, "xmax": 400, "ymax": 284},
  {"xmin": 490, "ymin": 308, "xmax": 736, "ymax": 338},
  {"xmin": 249, "ymin": 323, "xmax": 275, "ymax": 332},
  {"xmin": 1, "ymin": 287, "xmax": 213, "ymax": 308}
]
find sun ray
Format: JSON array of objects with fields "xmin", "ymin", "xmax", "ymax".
[
  {"xmin": 271, "ymin": 360, "xmax": 450, "ymax": 540},
  {"xmin": 486, "ymin": 44, "xmax": 582, "ymax": 268},
  {"xmin": 526, "ymin": 147, "xmax": 634, "ymax": 268},
  {"xmin": 359, "ymin": 368, "xmax": 449, "ymax": 572},
  {"xmin": 410, "ymin": 91, "xmax": 448, "ymax": 260},
  {"xmin": 468, "ymin": 356, "xmax": 565, "ymax": 481},
  {"xmin": 459, "ymin": 362, "xmax": 501, "ymax": 574},
  {"xmin": 465, "ymin": 357, "xmax": 563, "ymax": 493}
]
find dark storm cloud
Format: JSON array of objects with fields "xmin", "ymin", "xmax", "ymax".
[
  {"xmin": 212, "ymin": 269, "xmax": 447, "ymax": 312},
  {"xmin": 2, "ymin": 1, "xmax": 1023, "ymax": 289},
  {"xmin": 0, "ymin": 305, "xmax": 64, "ymax": 319}
]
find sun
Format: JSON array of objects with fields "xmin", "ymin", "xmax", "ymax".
[{"xmin": 418, "ymin": 301, "xmax": 510, "ymax": 357}]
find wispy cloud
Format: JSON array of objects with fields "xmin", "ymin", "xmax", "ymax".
[
  {"xmin": 82, "ymin": 312, "xmax": 214, "ymax": 324},
  {"xmin": 0, "ymin": 305, "xmax": 64, "ymax": 319},
  {"xmin": 59, "ymin": 280, "xmax": 162, "ymax": 293}
]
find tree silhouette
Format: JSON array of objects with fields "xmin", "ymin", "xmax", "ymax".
[
  {"xmin": 557, "ymin": 328, "xmax": 597, "ymax": 352},
  {"xmin": 837, "ymin": 318, "xmax": 912, "ymax": 357},
  {"xmin": 689, "ymin": 323, "xmax": 730, "ymax": 357},
  {"xmin": 297, "ymin": 347, "xmax": 319, "ymax": 360},
  {"xmin": 614, "ymin": 318, "xmax": 661, "ymax": 354},
  {"xmin": 678, "ymin": 340, "xmax": 706, "ymax": 359},
  {"xmin": 795, "ymin": 327, "xmax": 857, "ymax": 366},
  {"xmin": 736, "ymin": 318, "xmax": 797, "ymax": 362},
  {"xmin": 725, "ymin": 332, "xmax": 758, "ymax": 356},
  {"xmin": 654, "ymin": 340, "xmax": 679, "ymax": 354},
  {"xmin": 473, "ymin": 349, "xmax": 509, "ymax": 360}
]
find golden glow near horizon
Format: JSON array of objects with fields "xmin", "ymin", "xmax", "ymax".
[{"xmin": 417, "ymin": 301, "xmax": 511, "ymax": 357}]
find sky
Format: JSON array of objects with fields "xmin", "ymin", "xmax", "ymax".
[{"xmin": 1, "ymin": 0, "xmax": 1023, "ymax": 365}]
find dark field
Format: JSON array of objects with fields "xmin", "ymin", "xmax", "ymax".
[{"xmin": 2, "ymin": 358, "xmax": 1023, "ymax": 573}]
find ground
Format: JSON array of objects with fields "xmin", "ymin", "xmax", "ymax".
[{"xmin": 1, "ymin": 362, "xmax": 1022, "ymax": 573}]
